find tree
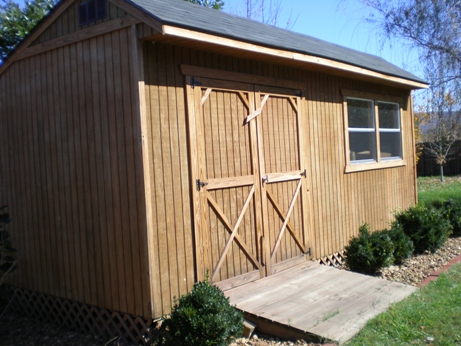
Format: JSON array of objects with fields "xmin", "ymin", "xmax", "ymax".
[
  {"xmin": 228, "ymin": 0, "xmax": 297, "ymax": 28},
  {"xmin": 0, "ymin": 0, "xmax": 56, "ymax": 62},
  {"xmin": 186, "ymin": 0, "xmax": 224, "ymax": 10},
  {"xmin": 361, "ymin": 0, "xmax": 461, "ymax": 88},
  {"xmin": 419, "ymin": 88, "xmax": 461, "ymax": 182},
  {"xmin": 414, "ymin": 105, "xmax": 426, "ymax": 164},
  {"xmin": 361, "ymin": 0, "xmax": 461, "ymax": 179},
  {"xmin": 242, "ymin": 0, "xmax": 282, "ymax": 25}
]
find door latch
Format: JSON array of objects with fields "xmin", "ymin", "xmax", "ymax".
[
  {"xmin": 196, "ymin": 179, "xmax": 208, "ymax": 191},
  {"xmin": 262, "ymin": 174, "xmax": 269, "ymax": 184}
]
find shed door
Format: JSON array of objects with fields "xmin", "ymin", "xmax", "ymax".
[
  {"xmin": 186, "ymin": 77, "xmax": 309, "ymax": 285},
  {"xmin": 257, "ymin": 86, "xmax": 309, "ymax": 275}
]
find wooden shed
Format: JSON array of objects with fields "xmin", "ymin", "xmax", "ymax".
[{"xmin": 0, "ymin": 0, "xmax": 428, "ymax": 342}]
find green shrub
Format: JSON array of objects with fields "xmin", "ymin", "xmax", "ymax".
[
  {"xmin": 344, "ymin": 224, "xmax": 395, "ymax": 275},
  {"xmin": 388, "ymin": 225, "xmax": 414, "ymax": 265},
  {"xmin": 431, "ymin": 199, "xmax": 461, "ymax": 237},
  {"xmin": 158, "ymin": 277, "xmax": 243, "ymax": 346},
  {"xmin": 393, "ymin": 204, "xmax": 452, "ymax": 254}
]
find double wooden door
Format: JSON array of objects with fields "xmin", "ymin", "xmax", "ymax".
[{"xmin": 186, "ymin": 76, "xmax": 310, "ymax": 286}]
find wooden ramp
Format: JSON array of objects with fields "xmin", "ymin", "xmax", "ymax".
[{"xmin": 224, "ymin": 261, "xmax": 417, "ymax": 344}]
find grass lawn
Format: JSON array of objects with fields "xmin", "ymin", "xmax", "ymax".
[
  {"xmin": 347, "ymin": 176, "xmax": 461, "ymax": 345},
  {"xmin": 347, "ymin": 263, "xmax": 461, "ymax": 345},
  {"xmin": 418, "ymin": 175, "xmax": 461, "ymax": 204}
]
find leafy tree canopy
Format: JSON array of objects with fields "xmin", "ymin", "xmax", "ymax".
[
  {"xmin": 362, "ymin": 0, "xmax": 461, "ymax": 90},
  {"xmin": 186, "ymin": 0, "xmax": 224, "ymax": 10},
  {"xmin": 0, "ymin": 0, "xmax": 56, "ymax": 61}
]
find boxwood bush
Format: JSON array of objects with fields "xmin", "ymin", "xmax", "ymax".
[
  {"xmin": 393, "ymin": 204, "xmax": 452, "ymax": 254},
  {"xmin": 431, "ymin": 199, "xmax": 461, "ymax": 237},
  {"xmin": 158, "ymin": 277, "xmax": 243, "ymax": 346},
  {"xmin": 388, "ymin": 225, "xmax": 414, "ymax": 265},
  {"xmin": 344, "ymin": 224, "xmax": 394, "ymax": 275}
]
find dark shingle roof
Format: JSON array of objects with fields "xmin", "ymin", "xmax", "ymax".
[{"xmin": 127, "ymin": 0, "xmax": 427, "ymax": 85}]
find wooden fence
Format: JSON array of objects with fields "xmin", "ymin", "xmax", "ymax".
[{"xmin": 417, "ymin": 140, "xmax": 461, "ymax": 176}]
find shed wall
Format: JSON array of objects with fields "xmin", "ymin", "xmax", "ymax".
[
  {"xmin": 31, "ymin": 0, "xmax": 126, "ymax": 45},
  {"xmin": 0, "ymin": 27, "xmax": 151, "ymax": 318},
  {"xmin": 142, "ymin": 42, "xmax": 417, "ymax": 317}
]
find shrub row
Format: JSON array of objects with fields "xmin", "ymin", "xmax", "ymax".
[
  {"xmin": 344, "ymin": 224, "xmax": 413, "ymax": 275},
  {"xmin": 393, "ymin": 203, "xmax": 452, "ymax": 254},
  {"xmin": 431, "ymin": 199, "xmax": 461, "ymax": 237},
  {"xmin": 345, "ymin": 198, "xmax": 460, "ymax": 275},
  {"xmin": 157, "ymin": 198, "xmax": 461, "ymax": 344}
]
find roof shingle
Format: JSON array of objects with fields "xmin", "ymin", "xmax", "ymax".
[{"xmin": 127, "ymin": 0, "xmax": 427, "ymax": 85}]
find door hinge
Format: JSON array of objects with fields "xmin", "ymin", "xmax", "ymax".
[
  {"xmin": 196, "ymin": 179, "xmax": 208, "ymax": 191},
  {"xmin": 304, "ymin": 247, "xmax": 311, "ymax": 256},
  {"xmin": 300, "ymin": 169, "xmax": 306, "ymax": 178},
  {"xmin": 191, "ymin": 76, "xmax": 202, "ymax": 89}
]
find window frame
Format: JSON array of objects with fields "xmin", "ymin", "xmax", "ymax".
[
  {"xmin": 78, "ymin": 0, "xmax": 107, "ymax": 27},
  {"xmin": 342, "ymin": 89, "xmax": 406, "ymax": 173},
  {"xmin": 377, "ymin": 101, "xmax": 402, "ymax": 162}
]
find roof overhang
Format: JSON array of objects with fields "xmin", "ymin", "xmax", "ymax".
[
  {"xmin": 0, "ymin": 0, "xmax": 429, "ymax": 90},
  {"xmin": 157, "ymin": 25, "xmax": 428, "ymax": 90}
]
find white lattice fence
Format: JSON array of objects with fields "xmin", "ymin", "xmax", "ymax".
[{"xmin": 318, "ymin": 251, "xmax": 345, "ymax": 267}]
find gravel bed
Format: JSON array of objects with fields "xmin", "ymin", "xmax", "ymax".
[
  {"xmin": 230, "ymin": 335, "xmax": 330, "ymax": 346},
  {"xmin": 1, "ymin": 236, "xmax": 460, "ymax": 346},
  {"xmin": 377, "ymin": 236, "xmax": 461, "ymax": 286}
]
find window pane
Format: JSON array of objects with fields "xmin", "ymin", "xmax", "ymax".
[
  {"xmin": 347, "ymin": 99, "xmax": 374, "ymax": 128},
  {"xmin": 349, "ymin": 131, "xmax": 376, "ymax": 161},
  {"xmin": 380, "ymin": 132, "xmax": 401, "ymax": 159},
  {"xmin": 378, "ymin": 102, "xmax": 399, "ymax": 129}
]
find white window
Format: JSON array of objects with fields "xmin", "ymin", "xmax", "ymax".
[
  {"xmin": 378, "ymin": 101, "xmax": 402, "ymax": 160},
  {"xmin": 347, "ymin": 98, "xmax": 377, "ymax": 162},
  {"xmin": 343, "ymin": 90, "xmax": 405, "ymax": 172}
]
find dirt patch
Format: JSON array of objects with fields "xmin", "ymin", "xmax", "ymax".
[{"xmin": 0, "ymin": 312, "xmax": 107, "ymax": 346}]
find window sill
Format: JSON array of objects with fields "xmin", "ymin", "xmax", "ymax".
[{"xmin": 345, "ymin": 159, "xmax": 406, "ymax": 173}]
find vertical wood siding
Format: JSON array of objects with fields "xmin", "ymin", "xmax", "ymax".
[
  {"xmin": 142, "ymin": 42, "xmax": 416, "ymax": 317},
  {"xmin": 260, "ymin": 93, "xmax": 304, "ymax": 265},
  {"xmin": 32, "ymin": 1, "xmax": 126, "ymax": 46},
  {"xmin": 142, "ymin": 43, "xmax": 196, "ymax": 317},
  {"xmin": 201, "ymin": 88, "xmax": 257, "ymax": 282},
  {"xmin": 1, "ymin": 23, "xmax": 417, "ymax": 321},
  {"xmin": 0, "ymin": 27, "xmax": 150, "ymax": 318}
]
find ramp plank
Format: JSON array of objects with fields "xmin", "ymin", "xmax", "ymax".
[{"xmin": 225, "ymin": 262, "xmax": 417, "ymax": 344}]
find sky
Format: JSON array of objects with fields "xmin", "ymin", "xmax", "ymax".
[{"xmin": 223, "ymin": 0, "xmax": 423, "ymax": 81}]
